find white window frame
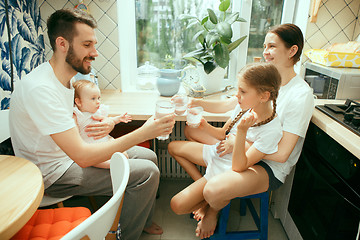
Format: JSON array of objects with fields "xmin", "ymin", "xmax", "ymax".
[{"xmin": 117, "ymin": 0, "xmax": 302, "ymax": 92}]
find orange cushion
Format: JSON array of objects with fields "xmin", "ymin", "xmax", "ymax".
[{"xmin": 11, "ymin": 207, "xmax": 91, "ymax": 240}]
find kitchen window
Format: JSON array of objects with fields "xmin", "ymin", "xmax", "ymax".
[{"xmin": 117, "ymin": 0, "xmax": 297, "ymax": 92}]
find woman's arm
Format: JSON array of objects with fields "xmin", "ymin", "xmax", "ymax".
[
  {"xmin": 190, "ymin": 96, "xmax": 238, "ymax": 113},
  {"xmin": 264, "ymin": 131, "xmax": 299, "ymax": 163}
]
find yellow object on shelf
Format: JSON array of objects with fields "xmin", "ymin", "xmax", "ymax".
[{"xmin": 305, "ymin": 49, "xmax": 360, "ymax": 68}]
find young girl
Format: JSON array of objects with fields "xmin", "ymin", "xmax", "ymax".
[
  {"xmin": 73, "ymin": 80, "xmax": 132, "ymax": 168},
  {"xmin": 168, "ymin": 62, "xmax": 282, "ymax": 238}
]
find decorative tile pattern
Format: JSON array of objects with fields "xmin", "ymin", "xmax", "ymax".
[
  {"xmin": 40, "ymin": 0, "xmax": 120, "ymax": 90},
  {"xmin": 303, "ymin": 0, "xmax": 360, "ymax": 65}
]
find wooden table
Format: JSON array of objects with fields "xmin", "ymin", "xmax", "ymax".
[
  {"xmin": 0, "ymin": 155, "xmax": 44, "ymax": 239},
  {"xmin": 101, "ymin": 90, "xmax": 233, "ymax": 122}
]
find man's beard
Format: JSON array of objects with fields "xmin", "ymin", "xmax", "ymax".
[{"xmin": 65, "ymin": 45, "xmax": 95, "ymax": 74}]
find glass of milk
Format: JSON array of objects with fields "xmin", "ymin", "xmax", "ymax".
[
  {"xmin": 155, "ymin": 100, "xmax": 175, "ymax": 140},
  {"xmin": 186, "ymin": 106, "xmax": 203, "ymax": 128}
]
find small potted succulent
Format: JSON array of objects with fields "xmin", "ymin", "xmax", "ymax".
[{"xmin": 179, "ymin": 0, "xmax": 247, "ymax": 93}]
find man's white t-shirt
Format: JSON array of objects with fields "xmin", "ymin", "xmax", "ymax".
[
  {"xmin": 10, "ymin": 62, "xmax": 76, "ymax": 189},
  {"xmin": 262, "ymin": 75, "xmax": 314, "ymax": 182}
]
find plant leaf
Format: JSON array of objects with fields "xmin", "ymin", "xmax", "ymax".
[
  {"xmin": 179, "ymin": 14, "xmax": 197, "ymax": 21},
  {"xmin": 206, "ymin": 31, "xmax": 220, "ymax": 47},
  {"xmin": 228, "ymin": 35, "xmax": 247, "ymax": 52},
  {"xmin": 183, "ymin": 48, "xmax": 206, "ymax": 58},
  {"xmin": 219, "ymin": 0, "xmax": 231, "ymax": 12},
  {"xmin": 220, "ymin": 36, "xmax": 232, "ymax": 44},
  {"xmin": 198, "ymin": 34, "xmax": 205, "ymax": 46},
  {"xmin": 214, "ymin": 43, "xmax": 229, "ymax": 69},
  {"xmin": 183, "ymin": 56, "xmax": 204, "ymax": 65},
  {"xmin": 201, "ymin": 16, "xmax": 208, "ymax": 25},
  {"xmin": 204, "ymin": 61, "xmax": 217, "ymax": 74},
  {"xmin": 192, "ymin": 30, "xmax": 205, "ymax": 43},
  {"xmin": 186, "ymin": 19, "xmax": 199, "ymax": 29},
  {"xmin": 236, "ymin": 17, "xmax": 247, "ymax": 22},
  {"xmin": 215, "ymin": 22, "xmax": 232, "ymax": 39},
  {"xmin": 225, "ymin": 12, "xmax": 239, "ymax": 25},
  {"xmin": 207, "ymin": 9, "xmax": 218, "ymax": 24}
]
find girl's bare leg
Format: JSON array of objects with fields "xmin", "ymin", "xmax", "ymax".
[
  {"xmin": 170, "ymin": 177, "xmax": 208, "ymax": 215},
  {"xmin": 184, "ymin": 125, "xmax": 220, "ymax": 145},
  {"xmin": 196, "ymin": 165, "xmax": 269, "ymax": 238},
  {"xmin": 168, "ymin": 141, "xmax": 206, "ymax": 180}
]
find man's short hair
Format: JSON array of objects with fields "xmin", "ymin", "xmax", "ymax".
[{"xmin": 47, "ymin": 9, "xmax": 97, "ymax": 51}]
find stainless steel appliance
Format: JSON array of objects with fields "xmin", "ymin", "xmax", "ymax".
[
  {"xmin": 316, "ymin": 99, "xmax": 360, "ymax": 136},
  {"xmin": 288, "ymin": 119, "xmax": 360, "ymax": 239},
  {"xmin": 304, "ymin": 62, "xmax": 360, "ymax": 100}
]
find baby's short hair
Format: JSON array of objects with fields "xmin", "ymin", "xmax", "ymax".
[{"xmin": 73, "ymin": 79, "xmax": 97, "ymax": 100}]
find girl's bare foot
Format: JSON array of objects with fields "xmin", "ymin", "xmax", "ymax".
[
  {"xmin": 143, "ymin": 222, "xmax": 163, "ymax": 235},
  {"xmin": 193, "ymin": 204, "xmax": 209, "ymax": 221},
  {"xmin": 195, "ymin": 208, "xmax": 218, "ymax": 239}
]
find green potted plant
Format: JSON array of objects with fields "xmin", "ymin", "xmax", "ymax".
[{"xmin": 179, "ymin": 0, "xmax": 247, "ymax": 93}]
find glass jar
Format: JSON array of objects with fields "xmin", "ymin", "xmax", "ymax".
[{"xmin": 137, "ymin": 61, "xmax": 159, "ymax": 90}]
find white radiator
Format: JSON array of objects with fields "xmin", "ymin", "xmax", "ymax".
[{"xmin": 155, "ymin": 121, "xmax": 224, "ymax": 178}]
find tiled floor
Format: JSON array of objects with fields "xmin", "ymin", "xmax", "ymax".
[{"xmin": 139, "ymin": 178, "xmax": 289, "ymax": 240}]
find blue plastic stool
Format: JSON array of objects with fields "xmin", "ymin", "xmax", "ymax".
[{"xmin": 210, "ymin": 191, "xmax": 269, "ymax": 240}]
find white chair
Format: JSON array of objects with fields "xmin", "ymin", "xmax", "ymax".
[
  {"xmin": 0, "ymin": 110, "xmax": 73, "ymax": 208},
  {"xmin": 61, "ymin": 152, "xmax": 130, "ymax": 240}
]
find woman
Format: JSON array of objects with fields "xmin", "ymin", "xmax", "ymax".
[{"xmin": 168, "ymin": 24, "xmax": 314, "ymax": 238}]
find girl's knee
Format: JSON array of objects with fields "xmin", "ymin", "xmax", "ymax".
[
  {"xmin": 203, "ymin": 180, "xmax": 223, "ymax": 204},
  {"xmin": 170, "ymin": 195, "xmax": 185, "ymax": 215},
  {"xmin": 168, "ymin": 141, "xmax": 180, "ymax": 156}
]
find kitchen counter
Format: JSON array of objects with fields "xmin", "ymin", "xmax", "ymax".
[
  {"xmin": 313, "ymin": 99, "xmax": 360, "ymax": 159},
  {"xmin": 101, "ymin": 90, "xmax": 360, "ymax": 158}
]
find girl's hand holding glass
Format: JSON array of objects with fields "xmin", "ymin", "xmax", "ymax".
[{"xmin": 186, "ymin": 106, "xmax": 203, "ymax": 128}]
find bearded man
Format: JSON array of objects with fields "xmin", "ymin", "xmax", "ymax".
[{"xmin": 9, "ymin": 8, "xmax": 174, "ymax": 240}]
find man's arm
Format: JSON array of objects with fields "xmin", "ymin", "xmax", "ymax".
[{"xmin": 51, "ymin": 114, "xmax": 175, "ymax": 168}]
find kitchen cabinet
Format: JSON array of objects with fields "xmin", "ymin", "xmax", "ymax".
[{"xmin": 271, "ymin": 99, "xmax": 360, "ymax": 240}]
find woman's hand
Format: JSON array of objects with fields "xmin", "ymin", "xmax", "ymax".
[
  {"xmin": 216, "ymin": 133, "xmax": 236, "ymax": 157},
  {"xmin": 187, "ymin": 98, "xmax": 201, "ymax": 108},
  {"xmin": 85, "ymin": 115, "xmax": 116, "ymax": 140}
]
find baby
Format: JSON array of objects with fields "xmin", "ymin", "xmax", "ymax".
[{"xmin": 73, "ymin": 80, "xmax": 132, "ymax": 168}]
